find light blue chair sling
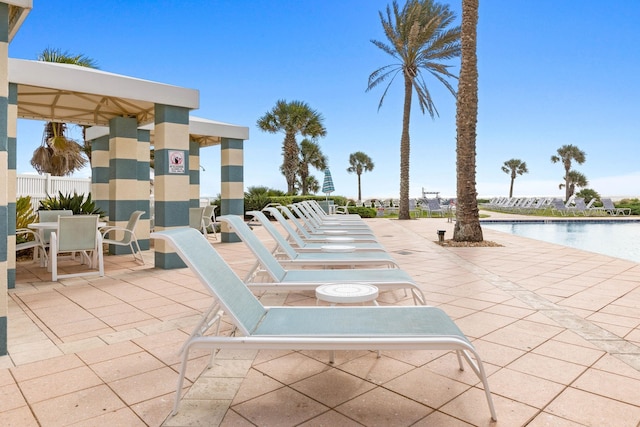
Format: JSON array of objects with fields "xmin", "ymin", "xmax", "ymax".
[{"xmin": 151, "ymin": 227, "xmax": 497, "ymax": 421}]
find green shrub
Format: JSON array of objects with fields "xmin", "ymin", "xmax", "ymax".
[
  {"xmin": 38, "ymin": 191, "xmax": 105, "ymax": 216},
  {"xmin": 347, "ymin": 206, "xmax": 377, "ymax": 218}
]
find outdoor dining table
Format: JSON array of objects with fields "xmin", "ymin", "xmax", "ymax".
[{"xmin": 27, "ymin": 220, "xmax": 107, "ymax": 267}]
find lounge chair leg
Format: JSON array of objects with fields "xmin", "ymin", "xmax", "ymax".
[{"xmin": 329, "ymin": 350, "xmax": 335, "ymax": 364}]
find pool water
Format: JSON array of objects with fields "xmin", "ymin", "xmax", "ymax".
[{"xmin": 481, "ymin": 221, "xmax": 640, "ymax": 264}]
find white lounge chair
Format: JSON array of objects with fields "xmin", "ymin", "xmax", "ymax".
[
  {"xmin": 601, "ymin": 198, "xmax": 631, "ymax": 216},
  {"xmin": 263, "ymin": 207, "xmax": 386, "ymax": 251},
  {"xmin": 150, "ymin": 227, "xmax": 497, "ymax": 421},
  {"xmin": 217, "ymin": 215, "xmax": 426, "ymax": 304},
  {"xmin": 222, "ymin": 213, "xmax": 399, "ymax": 269},
  {"xmin": 279, "ymin": 205, "xmax": 379, "ymax": 242}
]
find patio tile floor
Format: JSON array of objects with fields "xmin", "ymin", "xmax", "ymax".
[{"xmin": 3, "ymin": 211, "xmax": 640, "ymax": 426}]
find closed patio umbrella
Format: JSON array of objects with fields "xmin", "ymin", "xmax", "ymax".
[{"xmin": 322, "ymin": 168, "xmax": 335, "ymax": 202}]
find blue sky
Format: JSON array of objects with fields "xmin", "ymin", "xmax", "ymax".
[{"xmin": 9, "ymin": 1, "xmax": 640, "ymax": 200}]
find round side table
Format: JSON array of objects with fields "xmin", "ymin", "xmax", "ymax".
[{"xmin": 315, "ymin": 283, "xmax": 379, "ymax": 306}]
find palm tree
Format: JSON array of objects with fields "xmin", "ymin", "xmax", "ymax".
[
  {"xmin": 453, "ymin": 0, "xmax": 481, "ymax": 242},
  {"xmin": 257, "ymin": 100, "xmax": 327, "ymax": 194},
  {"xmin": 559, "ymin": 170, "xmax": 588, "ymax": 199},
  {"xmin": 347, "ymin": 151, "xmax": 375, "ymax": 202},
  {"xmin": 298, "ymin": 139, "xmax": 327, "ymax": 195},
  {"xmin": 551, "ymin": 144, "xmax": 586, "ymax": 202},
  {"xmin": 501, "ymin": 158, "xmax": 529, "ymax": 198},
  {"xmin": 30, "ymin": 48, "xmax": 98, "ymax": 176},
  {"xmin": 368, "ymin": 0, "xmax": 460, "ymax": 220}
]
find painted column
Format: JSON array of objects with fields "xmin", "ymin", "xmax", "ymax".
[
  {"xmin": 220, "ymin": 138, "xmax": 243, "ymax": 242},
  {"xmin": 6, "ymin": 83, "xmax": 15, "ymax": 289},
  {"xmin": 107, "ymin": 116, "xmax": 141, "ymax": 255},
  {"xmin": 153, "ymin": 104, "xmax": 189, "ymax": 268},
  {"xmin": 90, "ymin": 134, "xmax": 109, "ymax": 217},
  {"xmin": 0, "ymin": 2, "xmax": 9, "ymax": 355},
  {"xmin": 189, "ymin": 139, "xmax": 199, "ymax": 207},
  {"xmin": 136, "ymin": 129, "xmax": 150, "ymax": 250}
]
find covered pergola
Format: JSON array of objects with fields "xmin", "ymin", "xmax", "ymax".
[{"xmin": 0, "ymin": 0, "xmax": 249, "ymax": 355}]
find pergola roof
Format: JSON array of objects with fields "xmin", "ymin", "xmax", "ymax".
[
  {"xmin": 7, "ymin": 1, "xmax": 31, "ymax": 41},
  {"xmin": 8, "ymin": 58, "xmax": 200, "ymax": 127},
  {"xmin": 86, "ymin": 116, "xmax": 249, "ymax": 147}
]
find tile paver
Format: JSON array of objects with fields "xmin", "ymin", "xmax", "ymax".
[{"xmin": 2, "ymin": 211, "xmax": 640, "ymax": 426}]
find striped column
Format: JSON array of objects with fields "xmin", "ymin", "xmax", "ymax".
[
  {"xmin": 90, "ymin": 134, "xmax": 109, "ymax": 216},
  {"xmin": 220, "ymin": 138, "xmax": 244, "ymax": 243},
  {"xmin": 136, "ymin": 129, "xmax": 150, "ymax": 250},
  {"xmin": 0, "ymin": 2, "xmax": 9, "ymax": 355},
  {"xmin": 189, "ymin": 139, "xmax": 200, "ymax": 207},
  {"xmin": 107, "ymin": 116, "xmax": 141, "ymax": 255},
  {"xmin": 153, "ymin": 104, "xmax": 190, "ymax": 268},
  {"xmin": 6, "ymin": 83, "xmax": 16, "ymax": 289}
]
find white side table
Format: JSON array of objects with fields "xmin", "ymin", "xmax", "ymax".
[{"xmin": 316, "ymin": 283, "xmax": 379, "ymax": 306}]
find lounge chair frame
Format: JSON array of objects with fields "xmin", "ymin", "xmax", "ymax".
[
  {"xmin": 151, "ymin": 228, "xmax": 497, "ymax": 421},
  {"xmin": 218, "ymin": 214, "xmax": 425, "ymax": 304}
]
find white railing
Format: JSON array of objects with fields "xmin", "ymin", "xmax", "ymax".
[{"xmin": 17, "ymin": 173, "xmax": 91, "ymax": 209}]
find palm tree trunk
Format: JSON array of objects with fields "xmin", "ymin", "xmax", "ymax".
[
  {"xmin": 509, "ymin": 178, "xmax": 514, "ymax": 198},
  {"xmin": 357, "ymin": 173, "xmax": 362, "ymax": 201},
  {"xmin": 454, "ymin": 0, "xmax": 483, "ymax": 242},
  {"xmin": 283, "ymin": 133, "xmax": 299, "ymax": 194},
  {"xmin": 398, "ymin": 75, "xmax": 412, "ymax": 220}
]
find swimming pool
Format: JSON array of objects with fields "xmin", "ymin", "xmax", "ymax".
[{"xmin": 481, "ymin": 220, "xmax": 640, "ymax": 263}]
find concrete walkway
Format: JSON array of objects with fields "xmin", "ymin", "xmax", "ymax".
[{"xmin": 2, "ymin": 212, "xmax": 640, "ymax": 426}]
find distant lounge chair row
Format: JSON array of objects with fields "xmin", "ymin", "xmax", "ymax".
[{"xmin": 484, "ymin": 196, "xmax": 631, "ymax": 216}]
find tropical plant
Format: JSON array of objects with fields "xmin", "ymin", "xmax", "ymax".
[
  {"xmin": 257, "ymin": 100, "xmax": 327, "ymax": 194},
  {"xmin": 576, "ymin": 188, "xmax": 600, "ymax": 205},
  {"xmin": 559, "ymin": 170, "xmax": 588, "ymax": 199},
  {"xmin": 298, "ymin": 138, "xmax": 327, "ymax": 195},
  {"xmin": 501, "ymin": 159, "xmax": 528, "ymax": 198},
  {"xmin": 453, "ymin": 0, "xmax": 482, "ymax": 242},
  {"xmin": 38, "ymin": 191, "xmax": 105, "ymax": 216},
  {"xmin": 16, "ymin": 196, "xmax": 37, "ymax": 234},
  {"xmin": 244, "ymin": 186, "xmax": 286, "ymax": 212},
  {"xmin": 346, "ymin": 151, "xmax": 375, "ymax": 202},
  {"xmin": 30, "ymin": 48, "xmax": 99, "ymax": 176},
  {"xmin": 368, "ymin": 0, "xmax": 461, "ymax": 220},
  {"xmin": 551, "ymin": 144, "xmax": 586, "ymax": 202}
]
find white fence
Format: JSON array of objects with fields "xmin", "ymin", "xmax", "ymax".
[{"xmin": 17, "ymin": 173, "xmax": 92, "ymax": 209}]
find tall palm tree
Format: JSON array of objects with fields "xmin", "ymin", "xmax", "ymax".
[
  {"xmin": 298, "ymin": 138, "xmax": 327, "ymax": 195},
  {"xmin": 30, "ymin": 48, "xmax": 98, "ymax": 176},
  {"xmin": 347, "ymin": 151, "xmax": 375, "ymax": 202},
  {"xmin": 551, "ymin": 144, "xmax": 586, "ymax": 202},
  {"xmin": 501, "ymin": 158, "xmax": 529, "ymax": 198},
  {"xmin": 559, "ymin": 170, "xmax": 588, "ymax": 199},
  {"xmin": 453, "ymin": 0, "xmax": 481, "ymax": 242},
  {"xmin": 368, "ymin": 0, "xmax": 460, "ymax": 220},
  {"xmin": 257, "ymin": 100, "xmax": 327, "ymax": 194}
]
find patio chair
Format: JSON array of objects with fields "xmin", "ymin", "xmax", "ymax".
[
  {"xmin": 101, "ymin": 210, "xmax": 145, "ymax": 264},
  {"xmin": 217, "ymin": 215, "xmax": 425, "ymax": 304},
  {"xmin": 263, "ymin": 207, "xmax": 385, "ymax": 251},
  {"xmin": 306, "ymin": 200, "xmax": 362, "ymax": 220},
  {"xmin": 16, "ymin": 228, "xmax": 48, "ymax": 265},
  {"xmin": 601, "ymin": 198, "xmax": 631, "ymax": 216},
  {"xmin": 423, "ymin": 198, "xmax": 445, "ymax": 217},
  {"xmin": 550, "ymin": 198, "xmax": 571, "ymax": 216},
  {"xmin": 225, "ymin": 212, "xmax": 399, "ymax": 268},
  {"xmin": 202, "ymin": 205, "xmax": 219, "ymax": 240},
  {"xmin": 49, "ymin": 215, "xmax": 104, "ymax": 281},
  {"xmin": 278, "ymin": 205, "xmax": 379, "ymax": 243},
  {"xmin": 151, "ymin": 227, "xmax": 497, "ymax": 421},
  {"xmin": 188, "ymin": 207, "xmax": 205, "ymax": 231},
  {"xmin": 38, "ymin": 209, "xmax": 74, "ymax": 245}
]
